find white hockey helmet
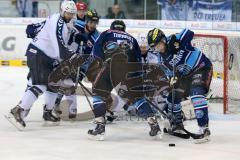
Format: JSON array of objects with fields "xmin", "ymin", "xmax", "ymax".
[{"xmin": 61, "ymin": 0, "xmax": 77, "ymax": 15}]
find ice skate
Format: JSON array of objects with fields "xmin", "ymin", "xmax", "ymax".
[
  {"xmin": 195, "ymin": 126, "xmax": 211, "ymax": 144},
  {"xmin": 88, "ymin": 117, "xmax": 105, "ymax": 141},
  {"xmin": 166, "ymin": 111, "xmax": 185, "ymax": 134},
  {"xmin": 106, "ymin": 111, "xmax": 117, "ymax": 123},
  {"xmin": 43, "ymin": 105, "xmax": 60, "ymax": 126},
  {"xmin": 69, "ymin": 113, "xmax": 77, "ymax": 120},
  {"xmin": 147, "ymin": 117, "xmax": 163, "ymax": 139},
  {"xmin": 5, "ymin": 106, "xmax": 26, "ymax": 131}
]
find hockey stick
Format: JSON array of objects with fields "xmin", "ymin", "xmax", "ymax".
[
  {"xmin": 73, "ymin": 42, "xmax": 94, "ymax": 110},
  {"xmin": 146, "ymin": 98, "xmax": 190, "ymax": 139},
  {"xmin": 78, "ymin": 80, "xmax": 116, "ymax": 121},
  {"xmin": 78, "ymin": 81, "xmax": 93, "ymax": 110},
  {"xmin": 145, "ymin": 98, "xmax": 205, "ymax": 139},
  {"xmin": 75, "ymin": 41, "xmax": 84, "ymax": 87},
  {"xmin": 167, "ymin": 56, "xmax": 191, "ymax": 138},
  {"xmin": 171, "ymin": 55, "xmax": 176, "ymax": 130},
  {"xmin": 79, "ymin": 81, "xmax": 93, "ymax": 96}
]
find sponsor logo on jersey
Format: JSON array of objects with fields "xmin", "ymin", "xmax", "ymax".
[{"xmin": 169, "ymin": 50, "xmax": 184, "ymax": 66}]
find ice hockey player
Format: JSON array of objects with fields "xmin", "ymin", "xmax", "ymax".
[
  {"xmin": 75, "ymin": 1, "xmax": 88, "ymax": 27},
  {"xmin": 147, "ymin": 28, "xmax": 212, "ymax": 142},
  {"xmin": 141, "ymin": 31, "xmax": 170, "ymax": 110},
  {"xmin": 8, "ymin": 0, "xmax": 77, "ymax": 128},
  {"xmin": 69, "ymin": 9, "xmax": 100, "ymax": 55},
  {"xmin": 87, "ymin": 20, "xmax": 163, "ymax": 140},
  {"xmin": 53, "ymin": 9, "xmax": 100, "ymax": 119}
]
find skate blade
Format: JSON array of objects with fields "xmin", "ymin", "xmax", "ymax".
[
  {"xmin": 194, "ymin": 136, "xmax": 211, "ymax": 144},
  {"xmin": 42, "ymin": 121, "xmax": 60, "ymax": 127},
  {"xmin": 4, "ymin": 114, "xmax": 25, "ymax": 131},
  {"xmin": 88, "ymin": 134, "xmax": 105, "ymax": 141}
]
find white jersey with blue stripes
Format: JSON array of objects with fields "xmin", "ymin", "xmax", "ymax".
[{"xmin": 31, "ymin": 13, "xmax": 74, "ymax": 61}]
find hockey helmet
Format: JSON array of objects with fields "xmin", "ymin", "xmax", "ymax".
[
  {"xmin": 86, "ymin": 9, "xmax": 100, "ymax": 22},
  {"xmin": 61, "ymin": 0, "xmax": 77, "ymax": 15},
  {"xmin": 110, "ymin": 20, "xmax": 126, "ymax": 32},
  {"xmin": 147, "ymin": 28, "xmax": 166, "ymax": 48},
  {"xmin": 76, "ymin": 2, "xmax": 88, "ymax": 11}
]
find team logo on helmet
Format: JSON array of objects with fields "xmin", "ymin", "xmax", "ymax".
[
  {"xmin": 87, "ymin": 10, "xmax": 93, "ymax": 16},
  {"xmin": 152, "ymin": 28, "xmax": 159, "ymax": 41},
  {"xmin": 86, "ymin": 9, "xmax": 99, "ymax": 22}
]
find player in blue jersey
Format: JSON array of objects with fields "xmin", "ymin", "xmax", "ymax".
[
  {"xmin": 75, "ymin": 2, "xmax": 88, "ymax": 26},
  {"xmin": 69, "ymin": 9, "xmax": 100, "ymax": 55},
  {"xmin": 87, "ymin": 20, "xmax": 163, "ymax": 140},
  {"xmin": 147, "ymin": 28, "xmax": 212, "ymax": 142}
]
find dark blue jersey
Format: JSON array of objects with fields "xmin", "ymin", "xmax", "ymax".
[
  {"xmin": 68, "ymin": 22, "xmax": 100, "ymax": 55},
  {"xmin": 92, "ymin": 29, "xmax": 142, "ymax": 63},
  {"xmin": 163, "ymin": 28, "xmax": 212, "ymax": 76}
]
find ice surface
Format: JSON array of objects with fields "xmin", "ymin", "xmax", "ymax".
[{"xmin": 0, "ymin": 67, "xmax": 240, "ymax": 160}]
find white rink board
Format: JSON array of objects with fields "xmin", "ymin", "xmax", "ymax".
[
  {"xmin": 0, "ymin": 67, "xmax": 240, "ymax": 160},
  {"xmin": 1, "ymin": 18, "xmax": 240, "ymax": 60}
]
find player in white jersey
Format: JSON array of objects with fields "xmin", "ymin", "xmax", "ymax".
[{"xmin": 8, "ymin": 0, "xmax": 77, "ymax": 129}]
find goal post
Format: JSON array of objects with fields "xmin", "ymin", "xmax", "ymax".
[{"xmin": 193, "ymin": 34, "xmax": 240, "ymax": 114}]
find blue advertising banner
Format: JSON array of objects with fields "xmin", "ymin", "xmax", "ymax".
[
  {"xmin": 157, "ymin": 0, "xmax": 232, "ymax": 22},
  {"xmin": 188, "ymin": 0, "xmax": 232, "ymax": 21}
]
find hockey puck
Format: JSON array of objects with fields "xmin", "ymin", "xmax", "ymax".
[{"xmin": 169, "ymin": 143, "xmax": 175, "ymax": 147}]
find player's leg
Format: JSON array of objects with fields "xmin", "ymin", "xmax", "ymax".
[
  {"xmin": 165, "ymin": 92, "xmax": 184, "ymax": 131},
  {"xmin": 9, "ymin": 46, "xmax": 53, "ymax": 127},
  {"xmin": 15, "ymin": 77, "xmax": 34, "ymax": 118},
  {"xmin": 53, "ymin": 93, "xmax": 64, "ymax": 115},
  {"xmin": 104, "ymin": 95, "xmax": 118, "ymax": 123},
  {"xmin": 65, "ymin": 94, "xmax": 77, "ymax": 119},
  {"xmin": 63, "ymin": 71, "xmax": 85, "ymax": 120},
  {"xmin": 10, "ymin": 85, "xmax": 46, "ymax": 128},
  {"xmin": 190, "ymin": 67, "xmax": 213, "ymax": 142},
  {"xmin": 134, "ymin": 98, "xmax": 163, "ymax": 139},
  {"xmin": 164, "ymin": 76, "xmax": 188, "ymax": 132},
  {"xmin": 87, "ymin": 95, "xmax": 107, "ymax": 140},
  {"xmin": 88, "ymin": 66, "xmax": 113, "ymax": 140},
  {"xmin": 43, "ymin": 90, "xmax": 60, "ymax": 124}
]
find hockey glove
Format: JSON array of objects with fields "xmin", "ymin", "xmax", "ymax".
[
  {"xmin": 169, "ymin": 76, "xmax": 178, "ymax": 87},
  {"xmin": 74, "ymin": 33, "xmax": 88, "ymax": 44},
  {"xmin": 26, "ymin": 24, "xmax": 37, "ymax": 38},
  {"xmin": 52, "ymin": 60, "xmax": 60, "ymax": 69},
  {"xmin": 167, "ymin": 35, "xmax": 180, "ymax": 55}
]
